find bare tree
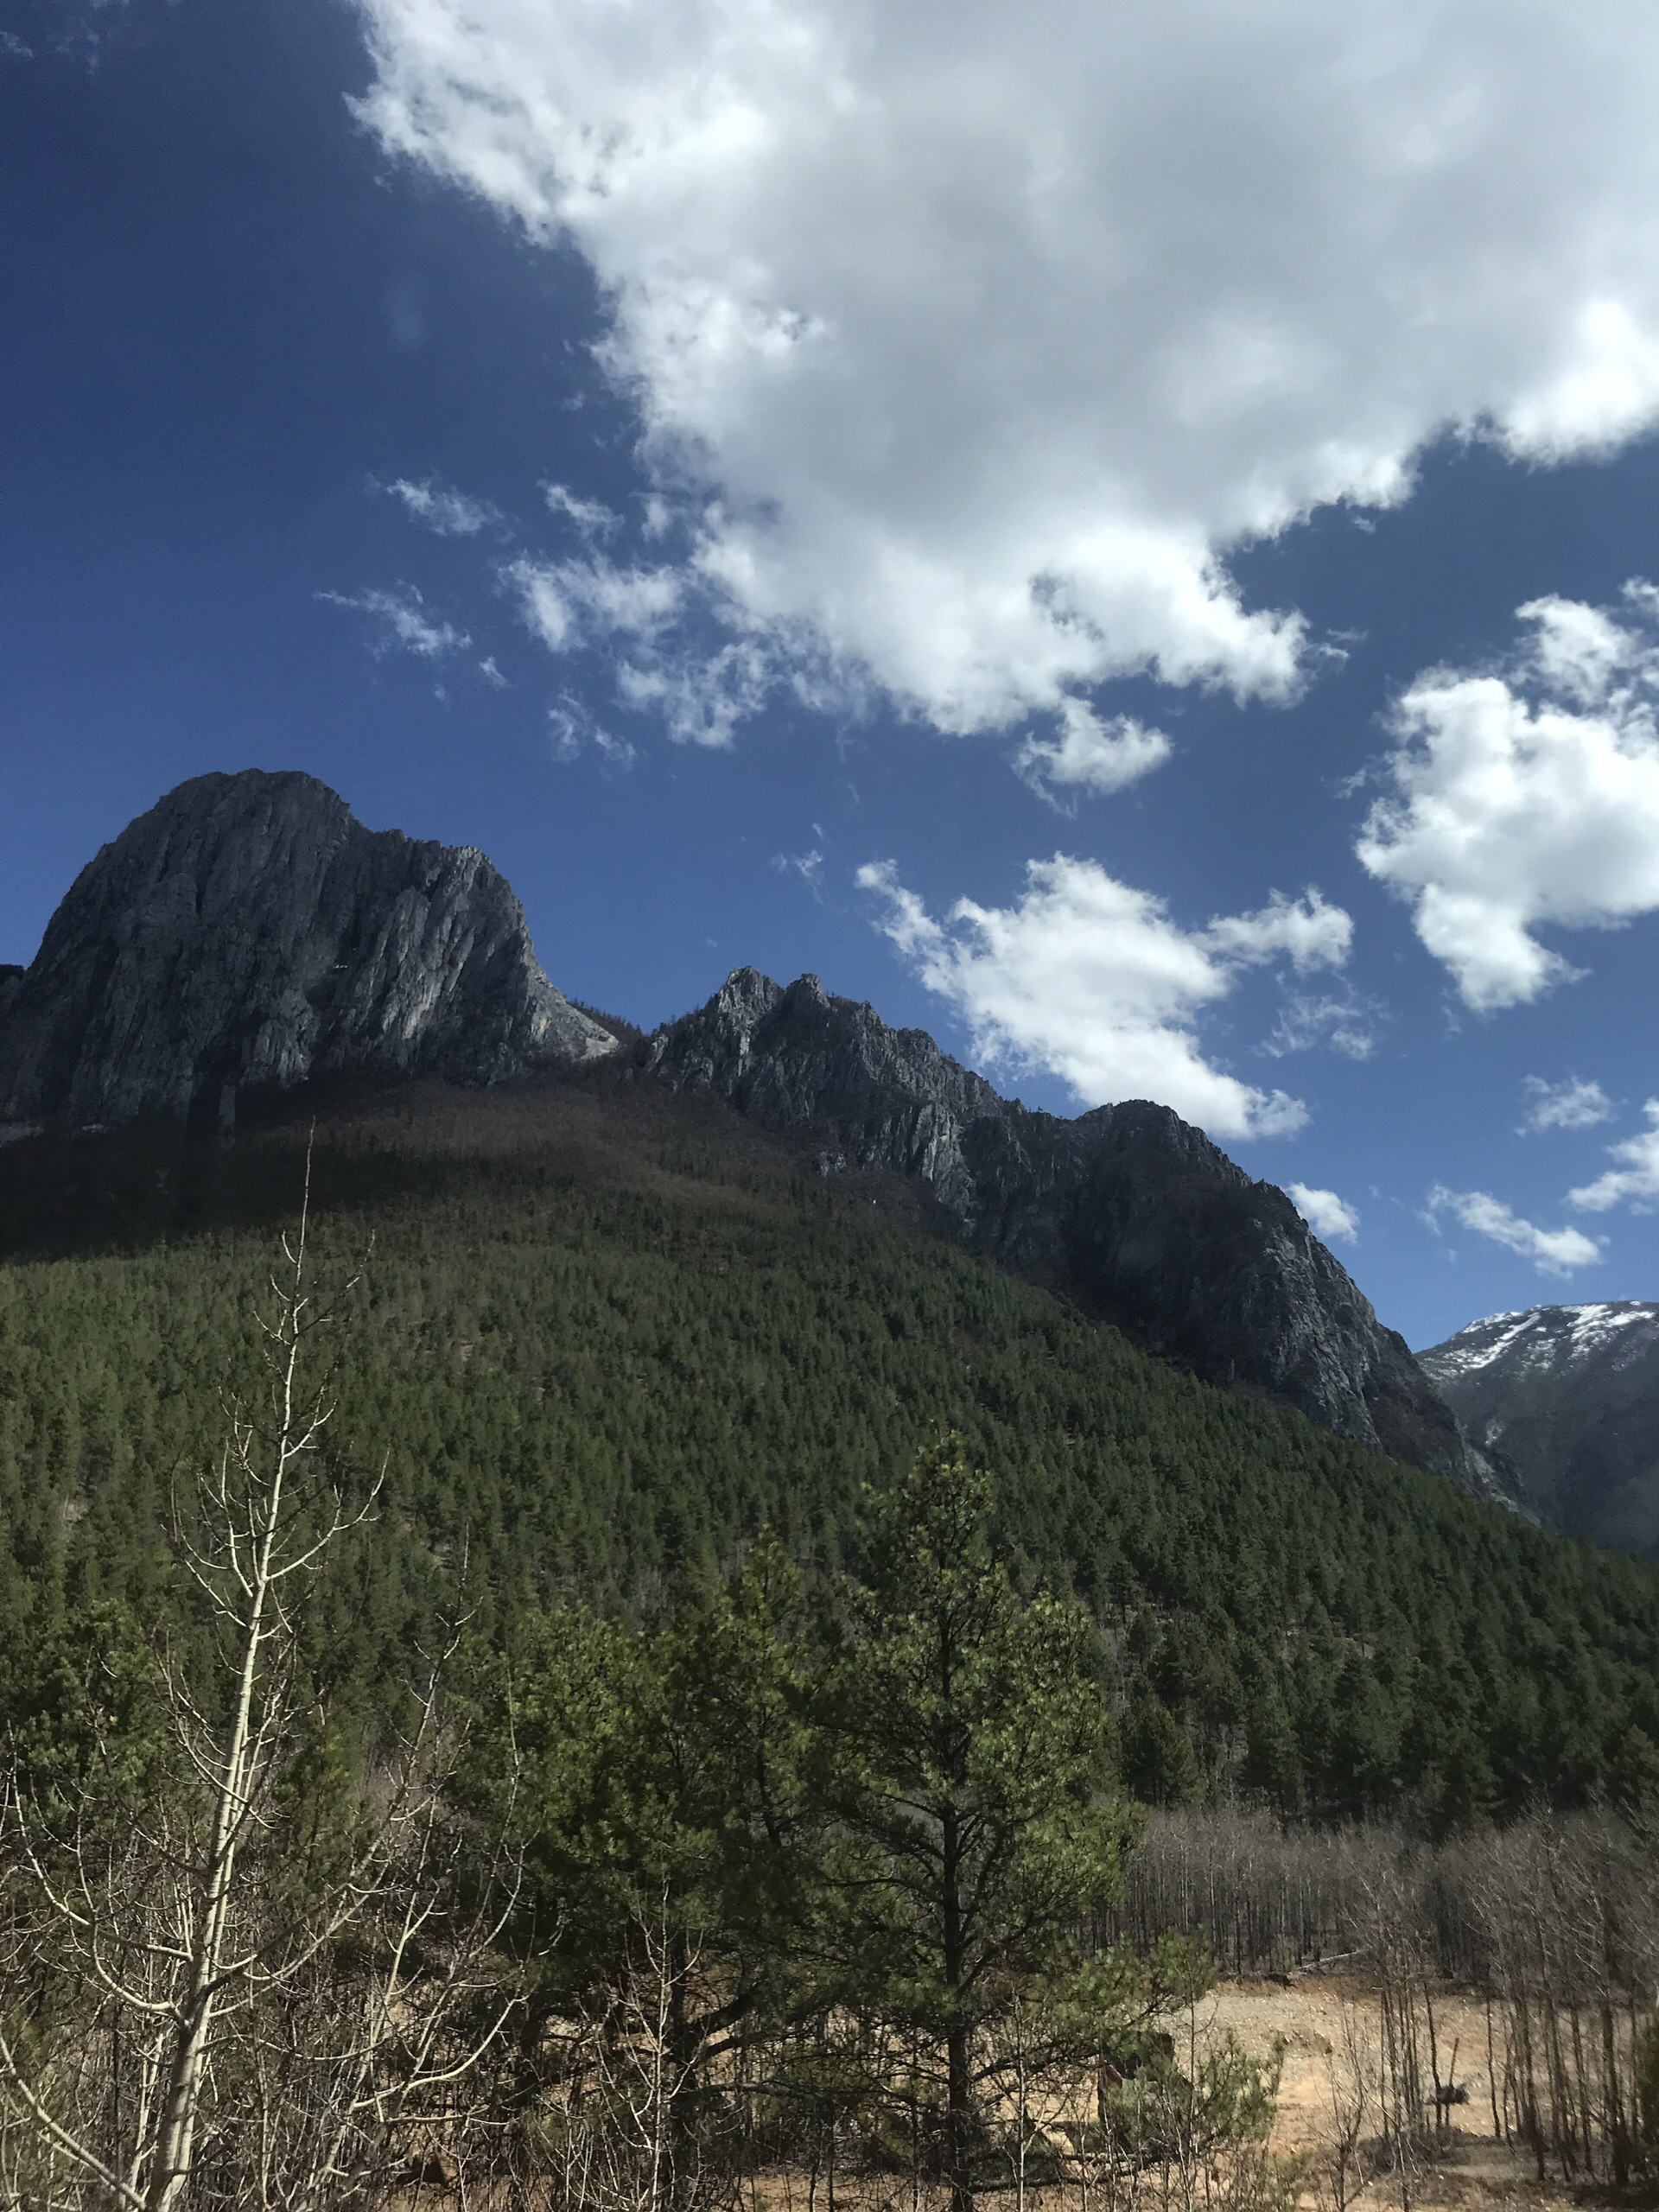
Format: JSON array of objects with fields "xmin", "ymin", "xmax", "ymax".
[{"xmin": 0, "ymin": 1154, "xmax": 522, "ymax": 2212}]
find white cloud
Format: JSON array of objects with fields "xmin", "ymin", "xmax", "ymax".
[
  {"xmin": 549, "ymin": 694, "xmax": 636, "ymax": 769},
  {"xmin": 318, "ymin": 583, "xmax": 467, "ymax": 658},
  {"xmin": 511, "ymin": 552, "xmax": 772, "ymax": 741},
  {"xmin": 1287, "ymin": 1183, "xmax": 1359, "ymax": 1243},
  {"xmin": 1014, "ymin": 704, "xmax": 1172, "ymax": 809},
  {"xmin": 1518, "ymin": 1074, "xmax": 1613, "ymax": 1134},
  {"xmin": 510, "ymin": 555, "xmax": 684, "ymax": 652},
  {"xmin": 616, "ymin": 639, "xmax": 771, "ymax": 747},
  {"xmin": 856, "ymin": 853, "xmax": 1350, "ymax": 1139},
  {"xmin": 1263, "ymin": 989, "xmax": 1380, "ymax": 1062},
  {"xmin": 479, "ymin": 654, "xmax": 508, "ymax": 689},
  {"xmin": 1568, "ymin": 1100, "xmax": 1659, "ymax": 1211},
  {"xmin": 383, "ymin": 476, "xmax": 501, "ymax": 535},
  {"xmin": 1425, "ymin": 1185, "xmax": 1600, "ymax": 1274},
  {"xmin": 772, "ymin": 848, "xmax": 825, "ymax": 894},
  {"xmin": 354, "ymin": 0, "xmax": 1659, "ymax": 742},
  {"xmin": 1357, "ymin": 584, "xmax": 1659, "ymax": 1009},
  {"xmin": 545, "ymin": 482, "xmax": 620, "ymax": 537}
]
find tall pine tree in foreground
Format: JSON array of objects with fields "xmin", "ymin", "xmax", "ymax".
[{"xmin": 818, "ymin": 1434, "xmax": 1147, "ymax": 2212}]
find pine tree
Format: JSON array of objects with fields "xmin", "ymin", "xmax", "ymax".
[{"xmin": 817, "ymin": 1434, "xmax": 1140, "ymax": 2212}]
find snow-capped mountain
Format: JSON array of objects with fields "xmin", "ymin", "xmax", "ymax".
[{"xmin": 1419, "ymin": 1304, "xmax": 1659, "ymax": 1554}]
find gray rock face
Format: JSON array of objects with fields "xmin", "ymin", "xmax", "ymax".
[
  {"xmin": 0, "ymin": 770, "xmax": 614, "ymax": 1129},
  {"xmin": 1420, "ymin": 1303, "xmax": 1659, "ymax": 1553},
  {"xmin": 648, "ymin": 968, "xmax": 1516, "ymax": 1501}
]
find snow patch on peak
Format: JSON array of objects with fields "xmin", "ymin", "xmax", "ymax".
[
  {"xmin": 1424, "ymin": 1310, "xmax": 1541, "ymax": 1376},
  {"xmin": 1560, "ymin": 1301, "xmax": 1656, "ymax": 1357},
  {"xmin": 1422, "ymin": 1300, "xmax": 1659, "ymax": 1376}
]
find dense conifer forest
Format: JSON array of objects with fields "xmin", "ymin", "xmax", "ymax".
[
  {"xmin": 3, "ymin": 1062, "xmax": 1659, "ymax": 2212},
  {"xmin": 1, "ymin": 1062, "xmax": 1656, "ymax": 1834}
]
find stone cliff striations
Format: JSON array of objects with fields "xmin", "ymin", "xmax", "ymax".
[
  {"xmin": 0, "ymin": 769, "xmax": 614, "ymax": 1131},
  {"xmin": 1421, "ymin": 1303, "xmax": 1659, "ymax": 1553},
  {"xmin": 648, "ymin": 967, "xmax": 1516, "ymax": 1502}
]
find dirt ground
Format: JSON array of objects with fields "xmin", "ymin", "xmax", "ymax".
[{"xmin": 1195, "ymin": 1979, "xmax": 1641, "ymax": 2212}]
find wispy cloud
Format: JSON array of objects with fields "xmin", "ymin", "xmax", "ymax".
[
  {"xmin": 318, "ymin": 583, "xmax": 467, "ymax": 658},
  {"xmin": 544, "ymin": 483, "xmax": 620, "ymax": 537},
  {"xmin": 1263, "ymin": 988, "xmax": 1381, "ymax": 1063},
  {"xmin": 507, "ymin": 550, "xmax": 777, "ymax": 747},
  {"xmin": 381, "ymin": 476, "xmax": 503, "ymax": 536},
  {"xmin": 1425, "ymin": 1185, "xmax": 1600, "ymax": 1275},
  {"xmin": 1518, "ymin": 1075, "xmax": 1614, "ymax": 1134},
  {"xmin": 772, "ymin": 848, "xmax": 825, "ymax": 897},
  {"xmin": 548, "ymin": 695, "xmax": 636, "ymax": 770}
]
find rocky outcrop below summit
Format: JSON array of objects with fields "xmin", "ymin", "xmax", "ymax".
[
  {"xmin": 648, "ymin": 968, "xmax": 1517, "ymax": 1503},
  {"xmin": 0, "ymin": 770, "xmax": 614, "ymax": 1131},
  {"xmin": 1421, "ymin": 1304, "xmax": 1659, "ymax": 1554}
]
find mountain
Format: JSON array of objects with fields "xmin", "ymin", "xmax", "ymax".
[
  {"xmin": 1420, "ymin": 1303, "xmax": 1659, "ymax": 1554},
  {"xmin": 646, "ymin": 967, "xmax": 1515, "ymax": 1503},
  {"xmin": 0, "ymin": 772, "xmax": 1501, "ymax": 1501},
  {"xmin": 2, "ymin": 1068, "xmax": 1656, "ymax": 1828},
  {"xmin": 0, "ymin": 769, "xmax": 615, "ymax": 1135}
]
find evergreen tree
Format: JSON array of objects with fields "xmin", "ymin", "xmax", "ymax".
[{"xmin": 817, "ymin": 1434, "xmax": 1141, "ymax": 2212}]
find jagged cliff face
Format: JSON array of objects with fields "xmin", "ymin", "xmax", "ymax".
[
  {"xmin": 648, "ymin": 968, "xmax": 1516, "ymax": 1502},
  {"xmin": 0, "ymin": 770, "xmax": 614, "ymax": 1131},
  {"xmin": 1421, "ymin": 1304, "xmax": 1659, "ymax": 1553}
]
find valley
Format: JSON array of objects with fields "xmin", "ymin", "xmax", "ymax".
[{"xmin": 0, "ymin": 772, "xmax": 1656, "ymax": 2212}]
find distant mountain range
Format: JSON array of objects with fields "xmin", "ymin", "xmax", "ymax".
[
  {"xmin": 0, "ymin": 767, "xmax": 1519, "ymax": 1507},
  {"xmin": 1420, "ymin": 1304, "xmax": 1659, "ymax": 1554}
]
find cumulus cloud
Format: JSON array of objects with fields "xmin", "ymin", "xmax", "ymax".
[
  {"xmin": 1014, "ymin": 704, "xmax": 1173, "ymax": 809},
  {"xmin": 383, "ymin": 476, "xmax": 501, "ymax": 535},
  {"xmin": 856, "ymin": 854, "xmax": 1350, "ymax": 1139},
  {"xmin": 1426, "ymin": 1185, "xmax": 1600, "ymax": 1274},
  {"xmin": 354, "ymin": 0, "xmax": 1659, "ymax": 741},
  {"xmin": 318, "ymin": 583, "xmax": 467, "ymax": 658},
  {"xmin": 1518, "ymin": 1074, "xmax": 1614, "ymax": 1133},
  {"xmin": 1568, "ymin": 1100, "xmax": 1659, "ymax": 1211},
  {"xmin": 1287, "ymin": 1183, "xmax": 1359, "ymax": 1243},
  {"xmin": 1357, "ymin": 584, "xmax": 1659, "ymax": 1009}
]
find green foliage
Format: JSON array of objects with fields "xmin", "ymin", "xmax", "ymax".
[
  {"xmin": 474, "ymin": 1531, "xmax": 823, "ymax": 2039},
  {"xmin": 1, "ymin": 1071, "xmax": 1657, "ymax": 1833},
  {"xmin": 1101, "ymin": 2034, "xmax": 1302, "ymax": 2212},
  {"xmin": 820, "ymin": 1436, "xmax": 1139, "ymax": 2043}
]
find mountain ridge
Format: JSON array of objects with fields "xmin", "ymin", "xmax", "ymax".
[
  {"xmin": 1421, "ymin": 1302, "xmax": 1659, "ymax": 1553},
  {"xmin": 645, "ymin": 965, "xmax": 1516, "ymax": 1505},
  {"xmin": 0, "ymin": 768, "xmax": 1506, "ymax": 1506}
]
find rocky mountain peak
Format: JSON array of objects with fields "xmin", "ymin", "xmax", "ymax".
[
  {"xmin": 0, "ymin": 769, "xmax": 614, "ymax": 1132},
  {"xmin": 650, "ymin": 966, "xmax": 1517, "ymax": 1503},
  {"xmin": 1421, "ymin": 1303, "xmax": 1659, "ymax": 1550}
]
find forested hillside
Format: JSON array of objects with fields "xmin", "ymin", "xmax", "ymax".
[{"xmin": 2, "ymin": 1060, "xmax": 1657, "ymax": 1832}]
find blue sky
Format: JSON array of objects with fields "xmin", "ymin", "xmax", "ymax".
[{"xmin": 8, "ymin": 0, "xmax": 1659, "ymax": 1351}]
